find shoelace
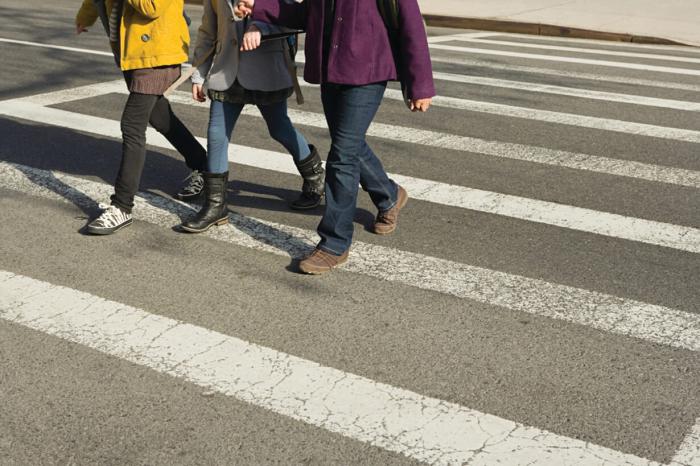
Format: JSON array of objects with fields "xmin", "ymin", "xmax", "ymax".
[
  {"xmin": 94, "ymin": 204, "xmax": 128, "ymax": 227},
  {"xmin": 182, "ymin": 171, "xmax": 204, "ymax": 193},
  {"xmin": 376, "ymin": 210, "xmax": 396, "ymax": 224},
  {"xmin": 310, "ymin": 249, "xmax": 341, "ymax": 267}
]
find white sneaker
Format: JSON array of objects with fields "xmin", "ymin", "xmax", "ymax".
[{"xmin": 87, "ymin": 203, "xmax": 133, "ymax": 235}]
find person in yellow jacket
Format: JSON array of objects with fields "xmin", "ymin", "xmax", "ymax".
[{"xmin": 76, "ymin": 0, "xmax": 208, "ymax": 234}]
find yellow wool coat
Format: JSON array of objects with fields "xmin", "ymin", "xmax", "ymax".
[{"xmin": 76, "ymin": 0, "xmax": 190, "ymax": 70}]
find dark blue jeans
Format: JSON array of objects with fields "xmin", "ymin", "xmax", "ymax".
[
  {"xmin": 318, "ymin": 82, "xmax": 398, "ymax": 255},
  {"xmin": 207, "ymin": 99, "xmax": 310, "ymax": 174}
]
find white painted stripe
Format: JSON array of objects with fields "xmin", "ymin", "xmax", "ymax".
[
  {"xmin": 7, "ymin": 35, "xmax": 700, "ymax": 94},
  {"xmin": 432, "ymin": 72, "xmax": 700, "ymax": 111},
  {"xmin": 9, "ymin": 81, "xmax": 699, "ymax": 188},
  {"xmin": 296, "ymin": 56, "xmax": 700, "ymax": 142},
  {"xmin": 8, "ymin": 33, "xmax": 700, "ymax": 103},
  {"xmin": 391, "ymin": 91, "xmax": 700, "ymax": 143},
  {"xmin": 670, "ymin": 418, "xmax": 700, "ymax": 466},
  {"xmin": 3, "ymin": 101, "xmax": 700, "ymax": 253},
  {"xmin": 171, "ymin": 89, "xmax": 700, "ymax": 189},
  {"xmin": 30, "ymin": 81, "xmax": 700, "ymax": 188},
  {"xmin": 0, "ymin": 270, "xmax": 662, "ymax": 466},
  {"xmin": 427, "ymin": 31, "xmax": 498, "ymax": 43},
  {"xmin": 294, "ymin": 55, "xmax": 700, "ymax": 112},
  {"xmin": 0, "ymin": 37, "xmax": 114, "ymax": 57},
  {"xmin": 496, "ymin": 33, "xmax": 700, "ymax": 53},
  {"xmin": 429, "ymin": 44, "xmax": 700, "ymax": 76},
  {"xmin": 14, "ymin": 77, "xmax": 700, "ymax": 189},
  {"xmin": 425, "ymin": 56, "xmax": 700, "ymax": 93},
  {"xmin": 3, "ymin": 161, "xmax": 700, "ymax": 355},
  {"xmin": 20, "ymin": 79, "xmax": 126, "ymax": 106},
  {"xmin": 444, "ymin": 38, "xmax": 700, "ymax": 65}
]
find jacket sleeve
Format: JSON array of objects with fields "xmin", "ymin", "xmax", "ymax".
[
  {"xmin": 396, "ymin": 0, "xmax": 435, "ymax": 100},
  {"xmin": 75, "ymin": 0, "xmax": 99, "ymax": 27},
  {"xmin": 191, "ymin": 0, "xmax": 218, "ymax": 84},
  {"xmin": 126, "ymin": 0, "xmax": 176, "ymax": 19},
  {"xmin": 251, "ymin": 20, "xmax": 297, "ymax": 36},
  {"xmin": 251, "ymin": 0, "xmax": 307, "ymax": 31}
]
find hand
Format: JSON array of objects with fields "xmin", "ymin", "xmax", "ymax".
[
  {"xmin": 75, "ymin": 23, "xmax": 88, "ymax": 34},
  {"xmin": 409, "ymin": 98, "xmax": 431, "ymax": 113},
  {"xmin": 234, "ymin": 0, "xmax": 254, "ymax": 18},
  {"xmin": 241, "ymin": 24, "xmax": 261, "ymax": 51},
  {"xmin": 192, "ymin": 84, "xmax": 206, "ymax": 102}
]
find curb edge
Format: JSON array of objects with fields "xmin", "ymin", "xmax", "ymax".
[{"xmin": 423, "ymin": 15, "xmax": 687, "ymax": 46}]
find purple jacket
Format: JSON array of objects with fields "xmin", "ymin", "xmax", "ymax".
[{"xmin": 252, "ymin": 0, "xmax": 436, "ymax": 100}]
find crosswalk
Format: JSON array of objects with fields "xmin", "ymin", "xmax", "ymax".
[{"xmin": 1, "ymin": 27, "xmax": 699, "ymax": 465}]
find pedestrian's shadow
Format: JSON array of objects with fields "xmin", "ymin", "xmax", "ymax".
[
  {"xmin": 10, "ymin": 163, "xmax": 103, "ymax": 235},
  {"xmin": 0, "ymin": 118, "xmax": 377, "ymax": 224},
  {"xmin": 9, "ymin": 156, "xmax": 314, "ymax": 270},
  {"xmin": 3, "ymin": 118, "xmax": 378, "ymax": 269}
]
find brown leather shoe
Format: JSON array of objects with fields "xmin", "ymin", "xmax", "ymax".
[
  {"xmin": 299, "ymin": 248, "xmax": 349, "ymax": 275},
  {"xmin": 373, "ymin": 185, "xmax": 408, "ymax": 235}
]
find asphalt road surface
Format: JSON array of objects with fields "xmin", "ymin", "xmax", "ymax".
[{"xmin": 0, "ymin": 0, "xmax": 699, "ymax": 464}]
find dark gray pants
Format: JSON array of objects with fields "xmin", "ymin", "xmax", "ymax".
[{"xmin": 111, "ymin": 92, "xmax": 206, "ymax": 213}]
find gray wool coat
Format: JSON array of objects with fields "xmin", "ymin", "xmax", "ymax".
[{"xmin": 191, "ymin": 0, "xmax": 296, "ymax": 92}]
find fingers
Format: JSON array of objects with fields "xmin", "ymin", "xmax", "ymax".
[
  {"xmin": 241, "ymin": 31, "xmax": 261, "ymax": 51},
  {"xmin": 234, "ymin": 0, "xmax": 254, "ymax": 17},
  {"xmin": 192, "ymin": 84, "xmax": 206, "ymax": 102},
  {"xmin": 410, "ymin": 99, "xmax": 432, "ymax": 113},
  {"xmin": 75, "ymin": 24, "xmax": 88, "ymax": 34}
]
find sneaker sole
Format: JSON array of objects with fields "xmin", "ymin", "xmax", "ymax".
[
  {"xmin": 180, "ymin": 216, "xmax": 229, "ymax": 233},
  {"xmin": 86, "ymin": 218, "xmax": 133, "ymax": 236}
]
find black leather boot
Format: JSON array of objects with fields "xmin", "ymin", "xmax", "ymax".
[
  {"xmin": 181, "ymin": 172, "xmax": 229, "ymax": 233},
  {"xmin": 290, "ymin": 145, "xmax": 324, "ymax": 210}
]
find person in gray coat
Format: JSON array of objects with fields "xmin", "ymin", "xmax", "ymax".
[{"xmin": 181, "ymin": 0, "xmax": 323, "ymax": 233}]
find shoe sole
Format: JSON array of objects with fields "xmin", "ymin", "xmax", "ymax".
[
  {"xmin": 289, "ymin": 201, "xmax": 323, "ymax": 211},
  {"xmin": 374, "ymin": 187, "xmax": 408, "ymax": 236},
  {"xmin": 86, "ymin": 218, "xmax": 133, "ymax": 235},
  {"xmin": 180, "ymin": 216, "xmax": 229, "ymax": 233},
  {"xmin": 289, "ymin": 195, "xmax": 324, "ymax": 211},
  {"xmin": 176, "ymin": 192, "xmax": 203, "ymax": 202},
  {"xmin": 299, "ymin": 256, "xmax": 348, "ymax": 275}
]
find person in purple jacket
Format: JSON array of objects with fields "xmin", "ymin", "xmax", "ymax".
[{"xmin": 236, "ymin": 0, "xmax": 435, "ymax": 274}]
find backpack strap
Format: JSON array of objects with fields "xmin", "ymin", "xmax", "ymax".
[
  {"xmin": 376, "ymin": 0, "xmax": 410, "ymax": 107},
  {"xmin": 163, "ymin": 44, "xmax": 216, "ymax": 97},
  {"xmin": 91, "ymin": 0, "xmax": 111, "ymax": 36},
  {"xmin": 282, "ymin": 39, "xmax": 304, "ymax": 105},
  {"xmin": 377, "ymin": 0, "xmax": 399, "ymax": 32}
]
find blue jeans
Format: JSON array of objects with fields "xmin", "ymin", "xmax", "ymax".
[
  {"xmin": 317, "ymin": 82, "xmax": 398, "ymax": 255},
  {"xmin": 207, "ymin": 99, "xmax": 310, "ymax": 174}
]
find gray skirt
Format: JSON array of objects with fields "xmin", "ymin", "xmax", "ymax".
[{"xmin": 209, "ymin": 79, "xmax": 293, "ymax": 106}]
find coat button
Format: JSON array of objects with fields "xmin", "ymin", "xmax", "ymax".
[{"xmin": 141, "ymin": 34, "xmax": 150, "ymax": 42}]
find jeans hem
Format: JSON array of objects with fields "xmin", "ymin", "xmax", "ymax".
[{"xmin": 318, "ymin": 245, "xmax": 347, "ymax": 257}]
